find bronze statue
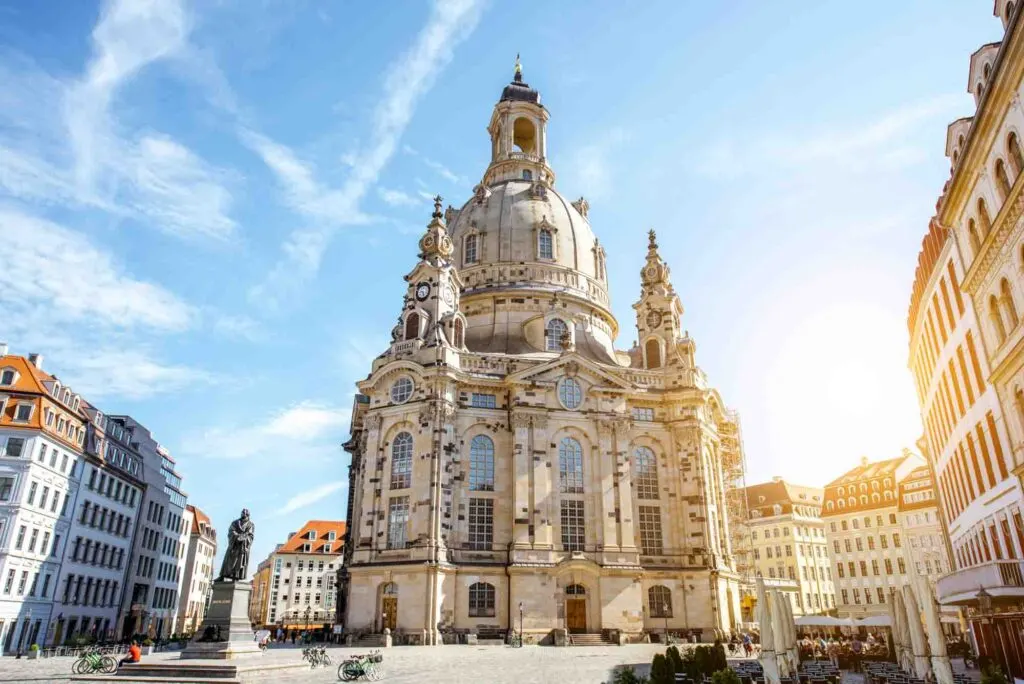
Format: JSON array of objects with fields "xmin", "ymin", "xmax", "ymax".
[{"xmin": 218, "ymin": 508, "xmax": 254, "ymax": 581}]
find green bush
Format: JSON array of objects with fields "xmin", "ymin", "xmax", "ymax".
[
  {"xmin": 981, "ymin": 662, "xmax": 1008, "ymax": 684},
  {"xmin": 650, "ymin": 653, "xmax": 675, "ymax": 684},
  {"xmin": 712, "ymin": 642, "xmax": 727, "ymax": 673},
  {"xmin": 611, "ymin": 664, "xmax": 649, "ymax": 684},
  {"xmin": 29, "ymin": 644, "xmax": 39, "ymax": 651},
  {"xmin": 142, "ymin": 638, "xmax": 154, "ymax": 646},
  {"xmin": 666, "ymin": 645, "xmax": 683, "ymax": 674},
  {"xmin": 711, "ymin": 669, "xmax": 741, "ymax": 684}
]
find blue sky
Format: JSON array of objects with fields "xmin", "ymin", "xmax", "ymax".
[{"xmin": 0, "ymin": 0, "xmax": 1002, "ymax": 568}]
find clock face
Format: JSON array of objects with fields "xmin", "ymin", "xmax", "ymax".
[
  {"xmin": 442, "ymin": 285, "xmax": 455, "ymax": 305},
  {"xmin": 415, "ymin": 283, "xmax": 430, "ymax": 301},
  {"xmin": 646, "ymin": 310, "xmax": 662, "ymax": 329}
]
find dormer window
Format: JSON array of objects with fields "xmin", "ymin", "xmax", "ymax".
[
  {"xmin": 324, "ymin": 544, "xmax": 332, "ymax": 554},
  {"xmin": 538, "ymin": 228, "xmax": 553, "ymax": 259},
  {"xmin": 14, "ymin": 403, "xmax": 33, "ymax": 422},
  {"xmin": 328, "ymin": 531, "xmax": 336, "ymax": 541},
  {"xmin": 464, "ymin": 234, "xmax": 478, "ymax": 264},
  {"xmin": 0, "ymin": 369, "xmax": 16, "ymax": 386},
  {"xmin": 302, "ymin": 543, "xmax": 311, "ymax": 553},
  {"xmin": 51, "ymin": 383, "xmax": 60, "ymax": 398},
  {"xmin": 307, "ymin": 529, "xmax": 317, "ymax": 541}
]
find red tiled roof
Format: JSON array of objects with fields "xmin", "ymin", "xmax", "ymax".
[{"xmin": 279, "ymin": 520, "xmax": 346, "ymax": 554}]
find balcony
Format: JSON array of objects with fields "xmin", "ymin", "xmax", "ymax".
[{"xmin": 936, "ymin": 560, "xmax": 1024, "ymax": 605}]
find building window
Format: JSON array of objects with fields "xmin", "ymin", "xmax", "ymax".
[
  {"xmin": 468, "ymin": 582, "xmax": 496, "ymax": 617},
  {"xmin": 898, "ymin": 558, "xmax": 906, "ymax": 574},
  {"xmin": 389, "ymin": 432, "xmax": 414, "ymax": 490},
  {"xmin": 538, "ymin": 228, "xmax": 553, "ymax": 259},
  {"xmin": 558, "ymin": 438, "xmax": 584, "ymax": 493},
  {"xmin": 0, "ymin": 369, "xmax": 15, "ymax": 385},
  {"xmin": 639, "ymin": 506, "xmax": 663, "ymax": 555},
  {"xmin": 464, "ymin": 234, "xmax": 478, "ymax": 264},
  {"xmin": 885, "ymin": 558, "xmax": 893, "ymax": 574},
  {"xmin": 649, "ymin": 585, "xmax": 672, "ymax": 618},
  {"xmin": 558, "ymin": 377, "xmax": 583, "ymax": 409},
  {"xmin": 390, "ymin": 377, "xmax": 414, "ymax": 404},
  {"xmin": 0, "ymin": 477, "xmax": 13, "ymax": 502},
  {"xmin": 470, "ymin": 393, "xmax": 496, "ymax": 409},
  {"xmin": 546, "ymin": 318, "xmax": 568, "ymax": 352},
  {"xmin": 14, "ymin": 404, "xmax": 32, "ymax": 422},
  {"xmin": 469, "ymin": 435, "xmax": 495, "ymax": 491},
  {"xmin": 560, "ymin": 500, "xmax": 585, "ymax": 551},
  {"xmin": 634, "ymin": 446, "xmax": 659, "ymax": 499},
  {"xmin": 631, "ymin": 407, "xmax": 654, "ymax": 422},
  {"xmin": 3, "ymin": 437, "xmax": 25, "ymax": 458},
  {"xmin": 467, "ymin": 498, "xmax": 494, "ymax": 550},
  {"xmin": 893, "ymin": 533, "xmax": 901, "ymax": 548},
  {"xmin": 404, "ymin": 312, "xmax": 420, "ymax": 341},
  {"xmin": 387, "ymin": 497, "xmax": 409, "ymax": 549}
]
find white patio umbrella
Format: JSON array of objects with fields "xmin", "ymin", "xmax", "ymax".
[
  {"xmin": 784, "ymin": 594, "xmax": 799, "ymax": 667},
  {"xmin": 757, "ymin": 578, "xmax": 780, "ymax": 684},
  {"xmin": 915, "ymin": 576, "xmax": 953, "ymax": 684},
  {"xmin": 902, "ymin": 584, "xmax": 931, "ymax": 679},
  {"xmin": 893, "ymin": 587, "xmax": 912, "ymax": 672},
  {"xmin": 772, "ymin": 591, "xmax": 791, "ymax": 678},
  {"xmin": 886, "ymin": 589, "xmax": 901, "ymax": 663}
]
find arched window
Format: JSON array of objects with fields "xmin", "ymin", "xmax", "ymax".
[
  {"xmin": 884, "ymin": 478, "xmax": 891, "ymax": 488},
  {"xmin": 871, "ymin": 481, "xmax": 879, "ymax": 491},
  {"xmin": 871, "ymin": 493, "xmax": 880, "ymax": 503},
  {"xmin": 522, "ymin": 169, "xmax": 533, "ymax": 181},
  {"xmin": 838, "ymin": 486, "xmax": 845, "ymax": 496},
  {"xmin": 969, "ymin": 219, "xmax": 982, "ymax": 255},
  {"xmin": 538, "ymin": 228, "xmax": 553, "ymax": 259},
  {"xmin": 464, "ymin": 234, "xmax": 478, "ymax": 264},
  {"xmin": 649, "ymin": 585, "xmax": 672, "ymax": 618},
  {"xmin": 405, "ymin": 312, "xmax": 420, "ymax": 340},
  {"xmin": 452, "ymin": 318, "xmax": 465, "ymax": 348},
  {"xmin": 991, "ymin": 294, "xmax": 1008, "ymax": 344},
  {"xmin": 513, "ymin": 117, "xmax": 537, "ymax": 155},
  {"xmin": 884, "ymin": 491, "xmax": 893, "ymax": 501},
  {"xmin": 984, "ymin": 63, "xmax": 992, "ymax": 80},
  {"xmin": 838, "ymin": 500, "xmax": 845, "ymax": 509},
  {"xmin": 469, "ymin": 435, "xmax": 495, "ymax": 491},
  {"xmin": 645, "ymin": 339, "xmax": 662, "ymax": 369},
  {"xmin": 558, "ymin": 437, "xmax": 584, "ymax": 493},
  {"xmin": 468, "ymin": 582, "xmax": 496, "ymax": 617},
  {"xmin": 979, "ymin": 198, "xmax": 992, "ymax": 236},
  {"xmin": 1003, "ymin": 278, "xmax": 1020, "ymax": 329},
  {"xmin": 848, "ymin": 497, "xmax": 856, "ymax": 507},
  {"xmin": 566, "ymin": 584, "xmax": 586, "ymax": 596},
  {"xmin": 634, "ymin": 446, "xmax": 659, "ymax": 499},
  {"xmin": 826, "ymin": 501, "xmax": 834, "ymax": 511},
  {"xmin": 997, "ymin": 159, "xmax": 1012, "ymax": 201},
  {"xmin": 977, "ymin": 83, "xmax": 984, "ymax": 100},
  {"xmin": 391, "ymin": 432, "xmax": 413, "ymax": 489},
  {"xmin": 860, "ymin": 495, "xmax": 868, "ymax": 505},
  {"xmin": 859, "ymin": 483, "xmax": 867, "ymax": 493},
  {"xmin": 546, "ymin": 318, "xmax": 567, "ymax": 352},
  {"xmin": 559, "ymin": 377, "xmax": 583, "ymax": 409},
  {"xmin": 1009, "ymin": 133, "xmax": 1024, "ymax": 176}
]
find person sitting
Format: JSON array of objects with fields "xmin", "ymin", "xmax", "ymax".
[{"xmin": 118, "ymin": 641, "xmax": 142, "ymax": 668}]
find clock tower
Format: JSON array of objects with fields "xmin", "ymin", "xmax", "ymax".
[
  {"xmin": 632, "ymin": 230, "xmax": 685, "ymax": 370},
  {"xmin": 386, "ymin": 196, "xmax": 467, "ymax": 367}
]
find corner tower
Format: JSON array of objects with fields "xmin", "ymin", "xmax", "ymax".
[{"xmin": 482, "ymin": 56, "xmax": 554, "ymax": 187}]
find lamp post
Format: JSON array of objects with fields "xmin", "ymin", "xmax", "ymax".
[
  {"xmin": 304, "ymin": 607, "xmax": 311, "ymax": 641},
  {"xmin": 518, "ymin": 602, "xmax": 524, "ymax": 647}
]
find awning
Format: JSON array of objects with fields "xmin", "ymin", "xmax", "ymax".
[{"xmin": 794, "ymin": 615, "xmax": 850, "ymax": 627}]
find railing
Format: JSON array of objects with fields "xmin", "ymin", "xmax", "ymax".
[
  {"xmin": 507, "ymin": 152, "xmax": 541, "ymax": 163},
  {"xmin": 936, "ymin": 559, "xmax": 1024, "ymax": 604}
]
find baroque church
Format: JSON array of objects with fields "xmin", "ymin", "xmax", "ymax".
[{"xmin": 339, "ymin": 63, "xmax": 747, "ymax": 645}]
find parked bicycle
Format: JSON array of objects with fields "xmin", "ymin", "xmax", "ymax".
[
  {"xmin": 302, "ymin": 645, "xmax": 331, "ymax": 669},
  {"xmin": 73, "ymin": 650, "xmax": 117, "ymax": 674},
  {"xmin": 338, "ymin": 650, "xmax": 383, "ymax": 681}
]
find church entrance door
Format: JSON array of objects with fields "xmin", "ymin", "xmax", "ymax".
[{"xmin": 566, "ymin": 599, "xmax": 586, "ymax": 633}]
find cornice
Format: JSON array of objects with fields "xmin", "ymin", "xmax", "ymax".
[{"xmin": 988, "ymin": 330, "xmax": 1024, "ymax": 384}]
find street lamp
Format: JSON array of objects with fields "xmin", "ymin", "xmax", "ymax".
[
  {"xmin": 304, "ymin": 606, "xmax": 311, "ymax": 640},
  {"xmin": 518, "ymin": 602, "xmax": 524, "ymax": 647}
]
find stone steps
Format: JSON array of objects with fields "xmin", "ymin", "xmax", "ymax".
[{"xmin": 570, "ymin": 633, "xmax": 612, "ymax": 646}]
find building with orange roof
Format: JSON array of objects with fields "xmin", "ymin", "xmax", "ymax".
[
  {"xmin": 0, "ymin": 347, "xmax": 90, "ymax": 653},
  {"xmin": 177, "ymin": 505, "xmax": 217, "ymax": 634},
  {"xmin": 248, "ymin": 520, "xmax": 345, "ymax": 633},
  {"xmin": 896, "ymin": 464, "xmax": 953, "ymax": 591},
  {"xmin": 821, "ymin": 453, "xmax": 924, "ymax": 618}
]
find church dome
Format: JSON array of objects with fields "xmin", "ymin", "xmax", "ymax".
[{"xmin": 448, "ymin": 180, "xmax": 608, "ymax": 309}]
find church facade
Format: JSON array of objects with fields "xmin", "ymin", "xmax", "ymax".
[{"xmin": 339, "ymin": 66, "xmax": 746, "ymax": 645}]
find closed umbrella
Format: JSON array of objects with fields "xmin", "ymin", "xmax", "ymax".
[
  {"xmin": 915, "ymin": 576, "xmax": 953, "ymax": 684},
  {"xmin": 757, "ymin": 578, "xmax": 780, "ymax": 684},
  {"xmin": 902, "ymin": 584, "xmax": 931, "ymax": 679},
  {"xmin": 886, "ymin": 590, "xmax": 900, "ymax": 663},
  {"xmin": 893, "ymin": 587, "xmax": 912, "ymax": 672},
  {"xmin": 784, "ymin": 594, "xmax": 799, "ymax": 667},
  {"xmin": 772, "ymin": 592, "xmax": 791, "ymax": 678}
]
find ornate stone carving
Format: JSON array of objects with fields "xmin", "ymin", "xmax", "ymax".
[
  {"xmin": 472, "ymin": 184, "xmax": 492, "ymax": 204},
  {"xmin": 529, "ymin": 181, "xmax": 548, "ymax": 200},
  {"xmin": 571, "ymin": 196, "xmax": 589, "ymax": 218}
]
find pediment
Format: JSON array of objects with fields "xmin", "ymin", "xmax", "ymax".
[{"xmin": 505, "ymin": 353, "xmax": 633, "ymax": 391}]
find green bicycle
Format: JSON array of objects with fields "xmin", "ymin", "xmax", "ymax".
[
  {"xmin": 73, "ymin": 650, "xmax": 117, "ymax": 674},
  {"xmin": 337, "ymin": 650, "xmax": 383, "ymax": 681}
]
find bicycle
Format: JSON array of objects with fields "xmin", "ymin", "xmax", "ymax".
[
  {"xmin": 72, "ymin": 650, "xmax": 116, "ymax": 674},
  {"xmin": 508, "ymin": 631, "xmax": 522, "ymax": 648},
  {"xmin": 302, "ymin": 645, "xmax": 331, "ymax": 669},
  {"xmin": 338, "ymin": 650, "xmax": 383, "ymax": 681}
]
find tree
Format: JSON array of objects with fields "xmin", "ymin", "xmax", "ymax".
[
  {"xmin": 666, "ymin": 645, "xmax": 683, "ymax": 675},
  {"xmin": 711, "ymin": 669, "xmax": 741, "ymax": 684},
  {"xmin": 650, "ymin": 654, "xmax": 675, "ymax": 684}
]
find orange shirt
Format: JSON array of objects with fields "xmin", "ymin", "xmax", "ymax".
[{"xmin": 128, "ymin": 645, "xmax": 142, "ymax": 662}]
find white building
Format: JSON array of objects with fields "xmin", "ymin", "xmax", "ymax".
[
  {"xmin": 50, "ymin": 409, "xmax": 144, "ymax": 645},
  {"xmin": 113, "ymin": 416, "xmax": 187, "ymax": 639},
  {"xmin": 176, "ymin": 505, "xmax": 216, "ymax": 634},
  {"xmin": 0, "ymin": 351, "xmax": 84, "ymax": 653}
]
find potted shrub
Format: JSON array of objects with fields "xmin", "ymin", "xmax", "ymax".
[
  {"xmin": 142, "ymin": 638, "xmax": 155, "ymax": 655},
  {"xmin": 27, "ymin": 644, "xmax": 40, "ymax": 660}
]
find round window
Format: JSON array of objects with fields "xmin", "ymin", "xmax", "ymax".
[
  {"xmin": 390, "ymin": 377, "xmax": 414, "ymax": 404},
  {"xmin": 558, "ymin": 377, "xmax": 583, "ymax": 410}
]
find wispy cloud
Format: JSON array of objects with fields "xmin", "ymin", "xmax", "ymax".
[
  {"xmin": 181, "ymin": 401, "xmax": 350, "ymax": 460},
  {"xmin": 566, "ymin": 127, "xmax": 630, "ymax": 201},
  {"xmin": 61, "ymin": 348, "xmax": 218, "ymax": 400},
  {"xmin": 249, "ymin": 0, "xmax": 484, "ymax": 304},
  {"xmin": 276, "ymin": 480, "xmax": 346, "ymax": 516},
  {"xmin": 403, "ymin": 144, "xmax": 467, "ymax": 185},
  {"xmin": 696, "ymin": 95, "xmax": 961, "ymax": 180},
  {"xmin": 377, "ymin": 187, "xmax": 422, "ymax": 208},
  {"xmin": 0, "ymin": 0, "xmax": 238, "ymax": 242}
]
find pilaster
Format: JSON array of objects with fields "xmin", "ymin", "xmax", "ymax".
[
  {"xmin": 614, "ymin": 417, "xmax": 638, "ymax": 554},
  {"xmin": 511, "ymin": 413, "xmax": 533, "ymax": 549}
]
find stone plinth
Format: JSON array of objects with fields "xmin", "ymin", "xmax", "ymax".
[{"xmin": 181, "ymin": 580, "xmax": 261, "ymax": 660}]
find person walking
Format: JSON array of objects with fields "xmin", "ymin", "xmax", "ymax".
[{"xmin": 851, "ymin": 635, "xmax": 864, "ymax": 673}]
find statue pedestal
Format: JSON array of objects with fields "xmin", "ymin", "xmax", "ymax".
[{"xmin": 181, "ymin": 580, "xmax": 260, "ymax": 660}]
